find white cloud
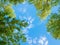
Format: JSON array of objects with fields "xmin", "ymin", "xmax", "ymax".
[
  {"xmin": 25, "ymin": 36, "xmax": 48, "ymax": 45},
  {"xmin": 27, "ymin": 39, "xmax": 33, "ymax": 44},
  {"xmin": 26, "ymin": 36, "xmax": 33, "ymax": 45},
  {"xmin": 33, "ymin": 37, "xmax": 37, "ymax": 44},
  {"xmin": 27, "ymin": 16, "xmax": 34, "ymax": 24},
  {"xmin": 41, "ymin": 36, "xmax": 47, "ymax": 41},
  {"xmin": 28, "ymin": 16, "xmax": 32, "ymax": 21},
  {"xmin": 38, "ymin": 36, "xmax": 48, "ymax": 45},
  {"xmin": 45, "ymin": 40, "xmax": 48, "ymax": 45},
  {"xmin": 38, "ymin": 39, "xmax": 44, "ymax": 45}
]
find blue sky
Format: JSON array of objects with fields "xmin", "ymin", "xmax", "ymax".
[{"xmin": 13, "ymin": 2, "xmax": 60, "ymax": 45}]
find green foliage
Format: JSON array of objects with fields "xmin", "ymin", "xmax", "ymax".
[
  {"xmin": 0, "ymin": 0, "xmax": 28, "ymax": 45},
  {"xmin": 28, "ymin": 0, "xmax": 60, "ymax": 19},
  {"xmin": 9, "ymin": 0, "xmax": 24, "ymax": 4},
  {"xmin": 0, "ymin": 0, "xmax": 24, "ymax": 5},
  {"xmin": 4, "ymin": 4, "xmax": 16, "ymax": 18},
  {"xmin": 0, "ymin": 1, "xmax": 60, "ymax": 44},
  {"xmin": 51, "ymin": 0, "xmax": 60, "ymax": 6},
  {"xmin": 46, "ymin": 13, "xmax": 60, "ymax": 39}
]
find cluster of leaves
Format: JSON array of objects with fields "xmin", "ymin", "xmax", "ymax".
[
  {"xmin": 46, "ymin": 13, "xmax": 60, "ymax": 39},
  {"xmin": 28, "ymin": 0, "xmax": 60, "ymax": 19},
  {"xmin": 0, "ymin": 0, "xmax": 28, "ymax": 45},
  {"xmin": 0, "ymin": 0, "xmax": 24, "ymax": 5}
]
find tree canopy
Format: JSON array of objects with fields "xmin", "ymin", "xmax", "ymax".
[
  {"xmin": 46, "ymin": 10, "xmax": 60, "ymax": 39},
  {"xmin": 0, "ymin": 0, "xmax": 60, "ymax": 45},
  {"xmin": 28, "ymin": 0, "xmax": 60, "ymax": 19},
  {"xmin": 0, "ymin": 0, "xmax": 28, "ymax": 45}
]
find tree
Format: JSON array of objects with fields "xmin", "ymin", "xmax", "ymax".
[
  {"xmin": 28, "ymin": 0, "xmax": 60, "ymax": 19},
  {"xmin": 46, "ymin": 10, "xmax": 60, "ymax": 39},
  {"xmin": 0, "ymin": 0, "xmax": 28, "ymax": 45}
]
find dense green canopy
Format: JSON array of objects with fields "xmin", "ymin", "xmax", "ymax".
[
  {"xmin": 28, "ymin": 0, "xmax": 60, "ymax": 19},
  {"xmin": 0, "ymin": 0, "xmax": 28, "ymax": 45},
  {"xmin": 46, "ymin": 12, "xmax": 60, "ymax": 39}
]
